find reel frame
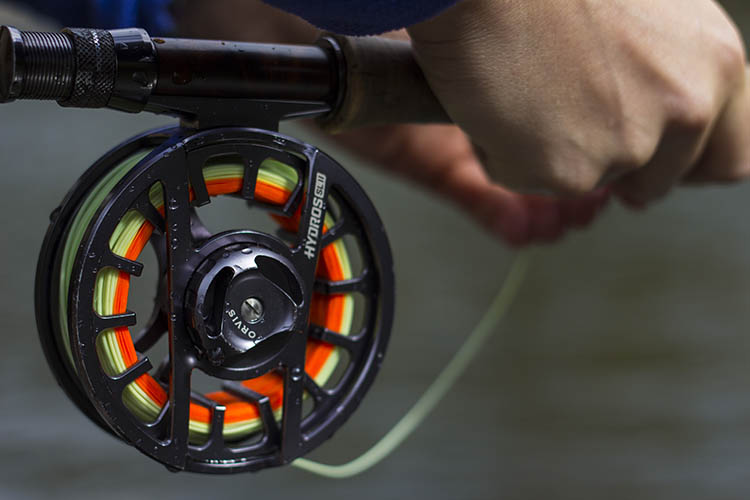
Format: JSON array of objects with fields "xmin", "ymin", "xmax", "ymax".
[{"xmin": 36, "ymin": 126, "xmax": 395, "ymax": 473}]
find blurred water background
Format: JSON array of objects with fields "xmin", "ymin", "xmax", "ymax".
[{"xmin": 2, "ymin": 1, "xmax": 750, "ymax": 499}]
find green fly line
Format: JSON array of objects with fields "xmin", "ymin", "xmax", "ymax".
[{"xmin": 292, "ymin": 252, "xmax": 530, "ymax": 478}]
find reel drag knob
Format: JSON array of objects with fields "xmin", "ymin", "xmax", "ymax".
[{"xmin": 186, "ymin": 241, "xmax": 303, "ymax": 373}]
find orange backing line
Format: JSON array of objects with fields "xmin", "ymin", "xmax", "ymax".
[{"xmin": 110, "ymin": 177, "xmax": 345, "ymax": 426}]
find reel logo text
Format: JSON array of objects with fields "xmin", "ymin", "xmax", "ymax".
[{"xmin": 304, "ymin": 172, "xmax": 327, "ymax": 260}]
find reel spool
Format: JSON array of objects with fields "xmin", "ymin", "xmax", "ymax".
[{"xmin": 35, "ymin": 125, "xmax": 394, "ymax": 473}]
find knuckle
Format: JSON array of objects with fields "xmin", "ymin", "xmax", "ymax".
[
  {"xmin": 538, "ymin": 152, "xmax": 600, "ymax": 196},
  {"xmin": 604, "ymin": 119, "xmax": 658, "ymax": 174},
  {"xmin": 617, "ymin": 126, "xmax": 658, "ymax": 172},
  {"xmin": 714, "ymin": 163, "xmax": 750, "ymax": 183},
  {"xmin": 712, "ymin": 22, "xmax": 747, "ymax": 81},
  {"xmin": 669, "ymin": 86, "xmax": 715, "ymax": 134}
]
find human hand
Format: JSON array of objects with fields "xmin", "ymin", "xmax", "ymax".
[
  {"xmin": 334, "ymin": 123, "xmax": 609, "ymax": 246},
  {"xmin": 174, "ymin": 1, "xmax": 610, "ymax": 245},
  {"xmin": 408, "ymin": 0, "xmax": 750, "ymax": 206}
]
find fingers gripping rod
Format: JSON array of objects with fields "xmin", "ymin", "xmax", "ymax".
[{"xmin": 0, "ymin": 25, "xmax": 449, "ymax": 130}]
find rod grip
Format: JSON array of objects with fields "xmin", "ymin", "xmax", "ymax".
[{"xmin": 319, "ymin": 35, "xmax": 451, "ymax": 133}]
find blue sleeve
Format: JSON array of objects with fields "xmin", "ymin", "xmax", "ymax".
[
  {"xmin": 262, "ymin": 0, "xmax": 459, "ymax": 35},
  {"xmin": 22, "ymin": 0, "xmax": 175, "ymax": 34},
  {"xmin": 23, "ymin": 0, "xmax": 455, "ymax": 36}
]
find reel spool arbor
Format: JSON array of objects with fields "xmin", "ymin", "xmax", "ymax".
[{"xmin": 35, "ymin": 125, "xmax": 394, "ymax": 473}]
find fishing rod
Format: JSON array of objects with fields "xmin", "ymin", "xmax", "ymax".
[
  {"xmin": 0, "ymin": 25, "xmax": 449, "ymax": 129},
  {"xmin": 0, "ymin": 25, "xmax": 458, "ymax": 474}
]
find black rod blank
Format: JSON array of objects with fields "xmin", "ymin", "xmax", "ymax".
[
  {"xmin": 0, "ymin": 25, "xmax": 338, "ymax": 108},
  {"xmin": 0, "ymin": 25, "xmax": 450, "ymax": 130},
  {"xmin": 153, "ymin": 37, "xmax": 335, "ymax": 102}
]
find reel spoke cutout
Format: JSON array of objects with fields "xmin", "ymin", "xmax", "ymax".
[{"xmin": 35, "ymin": 126, "xmax": 394, "ymax": 473}]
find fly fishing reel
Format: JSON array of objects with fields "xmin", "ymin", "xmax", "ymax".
[
  {"xmin": 0, "ymin": 23, "xmax": 455, "ymax": 472},
  {"xmin": 36, "ymin": 124, "xmax": 394, "ymax": 473}
]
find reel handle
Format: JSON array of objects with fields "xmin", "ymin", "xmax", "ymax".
[{"xmin": 0, "ymin": 25, "xmax": 450, "ymax": 130}]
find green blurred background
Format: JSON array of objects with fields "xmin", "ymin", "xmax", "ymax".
[{"xmin": 2, "ymin": 1, "xmax": 750, "ymax": 499}]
